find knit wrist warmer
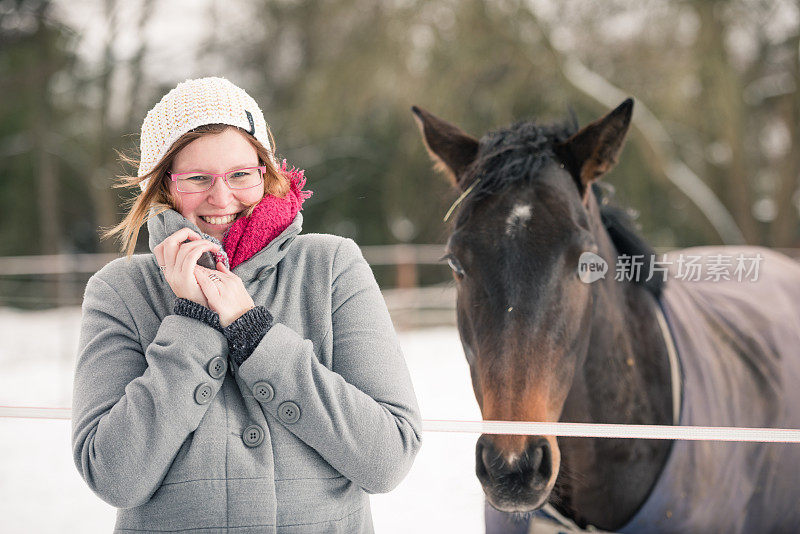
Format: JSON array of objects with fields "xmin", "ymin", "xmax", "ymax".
[
  {"xmin": 173, "ymin": 298, "xmax": 222, "ymax": 330},
  {"xmin": 223, "ymin": 306, "xmax": 274, "ymax": 367}
]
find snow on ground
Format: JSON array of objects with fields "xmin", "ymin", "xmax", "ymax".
[{"xmin": 0, "ymin": 307, "xmax": 485, "ymax": 533}]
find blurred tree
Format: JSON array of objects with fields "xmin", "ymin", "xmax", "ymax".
[
  {"xmin": 526, "ymin": 0, "xmax": 800, "ymax": 246},
  {"xmin": 0, "ymin": 0, "xmax": 75, "ymax": 255},
  {"xmin": 204, "ymin": 0, "xmax": 572, "ymax": 250},
  {"xmin": 86, "ymin": 0, "xmax": 155, "ymax": 253}
]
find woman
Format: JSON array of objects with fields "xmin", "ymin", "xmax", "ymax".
[{"xmin": 72, "ymin": 77, "xmax": 422, "ymax": 533}]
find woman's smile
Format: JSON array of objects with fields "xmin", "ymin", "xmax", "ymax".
[{"xmin": 199, "ymin": 211, "xmax": 243, "ymax": 230}]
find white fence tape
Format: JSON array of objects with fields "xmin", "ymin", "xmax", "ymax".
[
  {"xmin": 2, "ymin": 406, "xmax": 800, "ymax": 443},
  {"xmin": 0, "ymin": 406, "xmax": 72, "ymax": 420},
  {"xmin": 423, "ymin": 420, "xmax": 800, "ymax": 443}
]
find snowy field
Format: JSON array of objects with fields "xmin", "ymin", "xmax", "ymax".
[{"xmin": 0, "ymin": 307, "xmax": 490, "ymax": 533}]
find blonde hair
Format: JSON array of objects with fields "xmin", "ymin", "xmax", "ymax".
[{"xmin": 104, "ymin": 124, "xmax": 289, "ymax": 257}]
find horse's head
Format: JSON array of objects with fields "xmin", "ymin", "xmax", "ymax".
[{"xmin": 413, "ymin": 100, "xmax": 634, "ymax": 512}]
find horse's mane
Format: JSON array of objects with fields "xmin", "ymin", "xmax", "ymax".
[
  {"xmin": 594, "ymin": 183, "xmax": 664, "ymax": 296},
  {"xmin": 458, "ymin": 118, "xmax": 664, "ymax": 296}
]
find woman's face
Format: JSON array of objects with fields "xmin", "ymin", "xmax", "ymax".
[{"xmin": 169, "ymin": 127, "xmax": 265, "ymax": 242}]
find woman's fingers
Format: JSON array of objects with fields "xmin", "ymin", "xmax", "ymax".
[
  {"xmin": 162, "ymin": 228, "xmax": 202, "ymax": 269},
  {"xmin": 154, "ymin": 229, "xmax": 209, "ymax": 278},
  {"xmin": 214, "ymin": 261, "xmax": 239, "ymax": 281},
  {"xmin": 175, "ymin": 240, "xmax": 220, "ymax": 275},
  {"xmin": 200, "ymin": 260, "xmax": 254, "ymax": 327},
  {"xmin": 195, "ymin": 267, "xmax": 222, "ymax": 305},
  {"xmin": 173, "ymin": 240, "xmax": 200, "ymax": 273},
  {"xmin": 195, "ymin": 265, "xmax": 223, "ymax": 280},
  {"xmin": 153, "ymin": 243, "xmax": 165, "ymax": 269}
]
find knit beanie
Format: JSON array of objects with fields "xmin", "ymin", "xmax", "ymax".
[{"xmin": 137, "ymin": 77, "xmax": 273, "ymax": 190}]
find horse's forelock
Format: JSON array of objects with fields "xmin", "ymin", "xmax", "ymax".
[{"xmin": 454, "ymin": 118, "xmax": 577, "ymax": 225}]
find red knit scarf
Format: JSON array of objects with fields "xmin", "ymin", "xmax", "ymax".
[{"xmin": 222, "ymin": 161, "xmax": 312, "ymax": 270}]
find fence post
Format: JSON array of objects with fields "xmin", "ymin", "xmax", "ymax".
[{"xmin": 395, "ymin": 244, "xmax": 417, "ymax": 290}]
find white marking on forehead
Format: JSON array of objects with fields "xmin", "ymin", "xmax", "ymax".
[{"xmin": 505, "ymin": 203, "xmax": 532, "ymax": 235}]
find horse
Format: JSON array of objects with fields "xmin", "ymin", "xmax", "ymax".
[{"xmin": 412, "ymin": 99, "xmax": 800, "ymax": 533}]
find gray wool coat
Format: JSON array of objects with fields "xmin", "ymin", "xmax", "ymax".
[{"xmin": 72, "ymin": 209, "xmax": 422, "ymax": 533}]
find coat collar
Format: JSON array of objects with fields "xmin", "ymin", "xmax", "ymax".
[{"xmin": 147, "ymin": 208, "xmax": 303, "ymax": 282}]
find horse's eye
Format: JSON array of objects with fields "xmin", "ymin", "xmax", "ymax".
[{"xmin": 443, "ymin": 254, "xmax": 465, "ymax": 279}]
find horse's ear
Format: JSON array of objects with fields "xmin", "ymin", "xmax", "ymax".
[
  {"xmin": 412, "ymin": 106, "xmax": 479, "ymax": 191},
  {"xmin": 555, "ymin": 98, "xmax": 634, "ymax": 199}
]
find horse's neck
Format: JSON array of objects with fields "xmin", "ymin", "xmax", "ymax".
[
  {"xmin": 583, "ymin": 227, "xmax": 672, "ymax": 425},
  {"xmin": 553, "ymin": 202, "xmax": 673, "ymax": 530},
  {"xmin": 571, "ymin": 194, "xmax": 672, "ymax": 424}
]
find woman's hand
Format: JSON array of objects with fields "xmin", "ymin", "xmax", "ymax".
[
  {"xmin": 153, "ymin": 228, "xmax": 221, "ymax": 308},
  {"xmin": 195, "ymin": 261, "xmax": 255, "ymax": 327}
]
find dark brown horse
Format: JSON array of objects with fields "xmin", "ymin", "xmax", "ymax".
[{"xmin": 413, "ymin": 100, "xmax": 800, "ymax": 532}]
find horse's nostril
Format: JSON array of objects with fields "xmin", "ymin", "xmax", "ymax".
[
  {"xmin": 481, "ymin": 446, "xmax": 495, "ymax": 481},
  {"xmin": 529, "ymin": 445, "xmax": 543, "ymax": 472},
  {"xmin": 476, "ymin": 436, "xmax": 501, "ymax": 483},
  {"xmin": 526, "ymin": 439, "xmax": 552, "ymax": 490},
  {"xmin": 542, "ymin": 443, "xmax": 553, "ymax": 478}
]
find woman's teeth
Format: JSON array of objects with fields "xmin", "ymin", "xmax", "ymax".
[{"xmin": 201, "ymin": 213, "xmax": 238, "ymax": 225}]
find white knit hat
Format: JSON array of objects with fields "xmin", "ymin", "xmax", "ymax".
[{"xmin": 137, "ymin": 77, "xmax": 272, "ymax": 190}]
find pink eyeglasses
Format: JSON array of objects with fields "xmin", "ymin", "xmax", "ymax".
[{"xmin": 168, "ymin": 166, "xmax": 267, "ymax": 193}]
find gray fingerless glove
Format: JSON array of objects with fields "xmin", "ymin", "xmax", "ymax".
[
  {"xmin": 223, "ymin": 306, "xmax": 274, "ymax": 368},
  {"xmin": 173, "ymin": 298, "xmax": 222, "ymax": 330}
]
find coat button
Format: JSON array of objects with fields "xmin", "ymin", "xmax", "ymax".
[
  {"xmin": 194, "ymin": 383, "xmax": 213, "ymax": 405},
  {"xmin": 207, "ymin": 356, "xmax": 227, "ymax": 379},
  {"xmin": 252, "ymin": 381, "xmax": 274, "ymax": 403},
  {"xmin": 242, "ymin": 424, "xmax": 264, "ymax": 447},
  {"xmin": 278, "ymin": 401, "xmax": 301, "ymax": 424}
]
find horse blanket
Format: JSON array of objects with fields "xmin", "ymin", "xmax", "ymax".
[{"xmin": 620, "ymin": 246, "xmax": 800, "ymax": 533}]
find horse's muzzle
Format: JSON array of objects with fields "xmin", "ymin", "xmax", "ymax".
[{"xmin": 475, "ymin": 434, "xmax": 560, "ymax": 512}]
